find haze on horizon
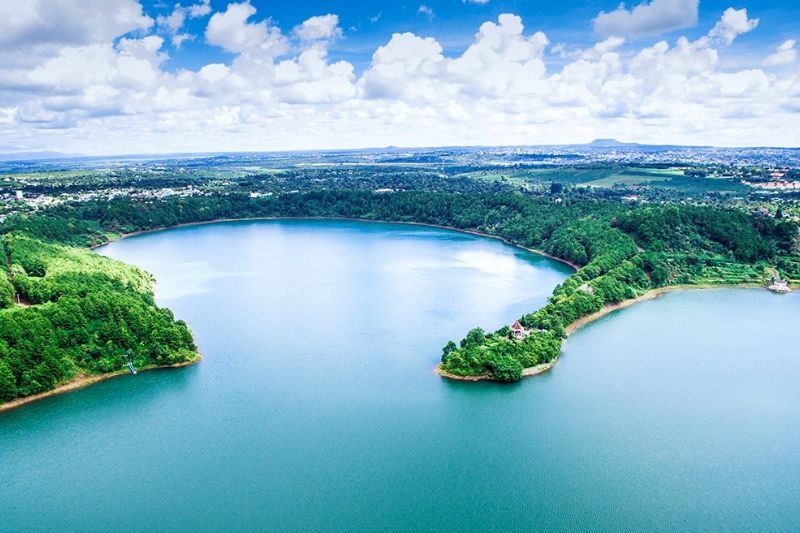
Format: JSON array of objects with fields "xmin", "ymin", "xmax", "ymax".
[{"xmin": 1, "ymin": 0, "xmax": 798, "ymax": 156}]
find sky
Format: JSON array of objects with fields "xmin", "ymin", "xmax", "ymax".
[{"xmin": 0, "ymin": 0, "xmax": 798, "ymax": 155}]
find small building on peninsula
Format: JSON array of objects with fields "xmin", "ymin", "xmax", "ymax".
[{"xmin": 511, "ymin": 321, "xmax": 528, "ymax": 340}]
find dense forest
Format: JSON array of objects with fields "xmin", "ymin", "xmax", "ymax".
[
  {"xmin": 0, "ymin": 231, "xmax": 197, "ymax": 403},
  {"xmin": 0, "ymin": 189, "xmax": 797, "ymax": 399}
]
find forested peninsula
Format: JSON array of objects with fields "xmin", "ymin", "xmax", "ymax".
[{"xmin": 1, "ymin": 190, "xmax": 797, "ymax": 406}]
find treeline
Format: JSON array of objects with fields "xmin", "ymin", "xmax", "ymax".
[
  {"xmin": 615, "ymin": 205, "xmax": 795, "ymax": 261},
  {"xmin": 1, "ymin": 189, "xmax": 796, "ymax": 392}
]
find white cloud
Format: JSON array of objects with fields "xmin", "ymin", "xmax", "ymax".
[
  {"xmin": 362, "ymin": 32, "xmax": 445, "ymax": 99},
  {"xmin": 763, "ymin": 39, "xmax": 798, "ymax": 67},
  {"xmin": 171, "ymin": 33, "xmax": 194, "ymax": 48},
  {"xmin": 188, "ymin": 0, "xmax": 212, "ymax": 18},
  {"xmin": 206, "ymin": 2, "xmax": 270, "ymax": 53},
  {"xmin": 707, "ymin": 8, "xmax": 758, "ymax": 45},
  {"xmin": 158, "ymin": 9, "xmax": 185, "ymax": 36},
  {"xmin": 448, "ymin": 14, "xmax": 549, "ymax": 95},
  {"xmin": 0, "ymin": 6, "xmax": 799, "ymax": 154},
  {"xmin": 274, "ymin": 47, "xmax": 356, "ymax": 103},
  {"xmin": 199, "ymin": 63, "xmax": 230, "ymax": 83},
  {"xmin": 294, "ymin": 14, "xmax": 342, "ymax": 42},
  {"xmin": 594, "ymin": 0, "xmax": 698, "ymax": 38},
  {"xmin": 418, "ymin": 5, "xmax": 435, "ymax": 21},
  {"xmin": 157, "ymin": 2, "xmax": 209, "ymax": 48},
  {"xmin": 0, "ymin": 0, "xmax": 152, "ymax": 47}
]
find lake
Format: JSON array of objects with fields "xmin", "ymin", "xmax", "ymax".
[{"xmin": 2, "ymin": 220, "xmax": 799, "ymax": 531}]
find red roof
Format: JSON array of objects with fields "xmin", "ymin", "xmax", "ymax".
[{"xmin": 511, "ymin": 321, "xmax": 524, "ymax": 330}]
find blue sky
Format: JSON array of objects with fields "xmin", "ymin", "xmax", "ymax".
[
  {"xmin": 0, "ymin": 0, "xmax": 798, "ymax": 154},
  {"xmin": 144, "ymin": 0, "xmax": 800, "ymax": 71}
]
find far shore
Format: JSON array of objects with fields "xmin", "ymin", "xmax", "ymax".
[
  {"xmin": 0, "ymin": 355, "xmax": 200, "ymax": 414},
  {"xmin": 436, "ymin": 282, "xmax": 773, "ymax": 383},
  {"xmin": 90, "ymin": 216, "xmax": 582, "ymax": 271}
]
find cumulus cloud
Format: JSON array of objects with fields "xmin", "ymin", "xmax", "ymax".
[
  {"xmin": 156, "ymin": 1, "xmax": 212, "ymax": 47},
  {"xmin": 594, "ymin": 0, "xmax": 698, "ymax": 38},
  {"xmin": 157, "ymin": 6, "xmax": 186, "ymax": 34},
  {"xmin": 763, "ymin": 39, "xmax": 798, "ymax": 67},
  {"xmin": 188, "ymin": 0, "xmax": 212, "ymax": 18},
  {"xmin": 362, "ymin": 32, "xmax": 444, "ymax": 99},
  {"xmin": 0, "ymin": 0, "xmax": 152, "ymax": 47},
  {"xmin": 206, "ymin": 2, "xmax": 271, "ymax": 53},
  {"xmin": 274, "ymin": 47, "xmax": 355, "ymax": 103},
  {"xmin": 362, "ymin": 14, "xmax": 548, "ymax": 99},
  {"xmin": 24, "ymin": 35, "xmax": 165, "ymax": 92},
  {"xmin": 294, "ymin": 14, "xmax": 342, "ymax": 42},
  {"xmin": 0, "ymin": 3, "xmax": 799, "ymax": 154},
  {"xmin": 448, "ymin": 14, "xmax": 548, "ymax": 95},
  {"xmin": 707, "ymin": 8, "xmax": 759, "ymax": 45}
]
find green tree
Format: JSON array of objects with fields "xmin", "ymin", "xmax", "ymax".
[
  {"xmin": 461, "ymin": 328, "xmax": 485, "ymax": 349},
  {"xmin": 441, "ymin": 341, "xmax": 457, "ymax": 363},
  {"xmin": 490, "ymin": 356, "xmax": 523, "ymax": 382},
  {"xmin": 0, "ymin": 359, "xmax": 17, "ymax": 401}
]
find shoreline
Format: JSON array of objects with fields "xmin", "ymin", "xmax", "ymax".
[
  {"xmin": 75, "ymin": 217, "xmax": 786, "ymax": 387},
  {"xmin": 94, "ymin": 216, "xmax": 580, "ymax": 386},
  {"xmin": 436, "ymin": 283, "xmax": 767, "ymax": 383},
  {"xmin": 15, "ymin": 214, "xmax": 568, "ymax": 411},
  {"xmin": 562, "ymin": 283, "xmax": 763, "ymax": 336},
  {"xmin": 0, "ymin": 354, "xmax": 200, "ymax": 414},
  {"xmin": 436, "ymin": 358, "xmax": 557, "ymax": 382},
  {"xmin": 90, "ymin": 216, "xmax": 581, "ymax": 271}
]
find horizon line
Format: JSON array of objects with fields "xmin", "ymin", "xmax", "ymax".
[{"xmin": 2, "ymin": 140, "xmax": 800, "ymax": 162}]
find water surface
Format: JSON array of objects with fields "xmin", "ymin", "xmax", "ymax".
[{"xmin": 1, "ymin": 220, "xmax": 799, "ymax": 531}]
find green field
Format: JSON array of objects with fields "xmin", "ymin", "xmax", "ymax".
[
  {"xmin": 456, "ymin": 166, "xmax": 696, "ymax": 190},
  {"xmin": 584, "ymin": 167, "xmax": 684, "ymax": 187}
]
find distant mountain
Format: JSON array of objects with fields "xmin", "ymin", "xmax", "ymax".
[
  {"xmin": 0, "ymin": 151, "xmax": 73, "ymax": 161},
  {"xmin": 587, "ymin": 138, "xmax": 640, "ymax": 147}
]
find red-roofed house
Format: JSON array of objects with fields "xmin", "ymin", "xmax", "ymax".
[{"xmin": 511, "ymin": 321, "xmax": 527, "ymax": 340}]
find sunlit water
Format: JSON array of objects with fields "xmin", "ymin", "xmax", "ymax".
[{"xmin": 2, "ymin": 220, "xmax": 798, "ymax": 531}]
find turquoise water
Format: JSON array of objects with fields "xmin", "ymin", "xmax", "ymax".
[{"xmin": 2, "ymin": 220, "xmax": 799, "ymax": 531}]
